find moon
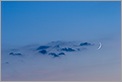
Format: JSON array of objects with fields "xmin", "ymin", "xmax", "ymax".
[{"xmin": 97, "ymin": 42, "xmax": 102, "ymax": 50}]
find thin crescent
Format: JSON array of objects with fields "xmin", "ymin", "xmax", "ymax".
[{"xmin": 97, "ymin": 42, "xmax": 102, "ymax": 50}]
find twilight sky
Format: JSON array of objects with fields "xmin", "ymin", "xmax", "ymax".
[
  {"xmin": 1, "ymin": 1, "xmax": 121, "ymax": 81},
  {"xmin": 2, "ymin": 1, "xmax": 121, "ymax": 47}
]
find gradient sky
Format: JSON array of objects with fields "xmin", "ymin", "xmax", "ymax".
[{"xmin": 2, "ymin": 1, "xmax": 121, "ymax": 47}]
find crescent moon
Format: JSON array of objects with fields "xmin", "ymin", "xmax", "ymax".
[{"xmin": 97, "ymin": 42, "xmax": 102, "ymax": 50}]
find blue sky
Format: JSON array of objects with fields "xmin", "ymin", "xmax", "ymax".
[{"xmin": 2, "ymin": 1, "xmax": 121, "ymax": 47}]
